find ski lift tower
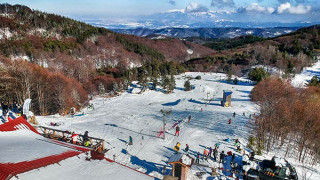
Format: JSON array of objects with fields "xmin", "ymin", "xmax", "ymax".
[{"xmin": 161, "ymin": 107, "xmax": 172, "ymax": 140}]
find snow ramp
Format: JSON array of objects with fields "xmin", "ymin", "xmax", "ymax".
[
  {"xmin": 0, "ymin": 117, "xmax": 82, "ymax": 180},
  {"xmin": 0, "ymin": 117, "xmax": 154, "ymax": 180}
]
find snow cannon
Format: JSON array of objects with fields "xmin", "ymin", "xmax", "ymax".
[{"xmin": 174, "ymin": 142, "xmax": 181, "ymax": 152}]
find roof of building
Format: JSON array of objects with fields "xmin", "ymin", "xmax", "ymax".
[
  {"xmin": 0, "ymin": 117, "xmax": 153, "ymax": 180},
  {"xmin": 168, "ymin": 153, "xmax": 194, "ymax": 167}
]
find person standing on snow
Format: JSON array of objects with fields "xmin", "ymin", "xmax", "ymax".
[
  {"xmin": 203, "ymin": 149, "xmax": 208, "ymax": 160},
  {"xmin": 213, "ymin": 147, "xmax": 218, "ymax": 161},
  {"xmin": 129, "ymin": 136, "xmax": 133, "ymax": 145},
  {"xmin": 208, "ymin": 147, "xmax": 212, "ymax": 160},
  {"xmin": 175, "ymin": 125, "xmax": 180, "ymax": 136},
  {"xmin": 196, "ymin": 152, "xmax": 200, "ymax": 164},
  {"xmin": 185, "ymin": 144, "xmax": 189, "ymax": 152},
  {"xmin": 83, "ymin": 131, "xmax": 89, "ymax": 146},
  {"xmin": 228, "ymin": 118, "xmax": 232, "ymax": 124},
  {"xmin": 71, "ymin": 132, "xmax": 79, "ymax": 144},
  {"xmin": 219, "ymin": 151, "xmax": 225, "ymax": 163},
  {"xmin": 188, "ymin": 115, "xmax": 191, "ymax": 123}
]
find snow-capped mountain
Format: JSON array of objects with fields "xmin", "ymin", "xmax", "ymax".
[{"xmin": 85, "ymin": 9, "xmax": 319, "ymax": 30}]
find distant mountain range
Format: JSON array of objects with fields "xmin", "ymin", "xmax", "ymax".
[
  {"xmin": 84, "ymin": 9, "xmax": 319, "ymax": 32},
  {"xmin": 111, "ymin": 27, "xmax": 302, "ymax": 39}
]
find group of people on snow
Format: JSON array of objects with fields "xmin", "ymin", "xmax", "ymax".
[
  {"xmin": 1, "ymin": 100, "xmax": 22, "ymax": 117},
  {"xmin": 54, "ymin": 130, "xmax": 91, "ymax": 147}
]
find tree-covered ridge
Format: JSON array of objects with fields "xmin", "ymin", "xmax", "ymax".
[
  {"xmin": 0, "ymin": 4, "xmax": 112, "ymax": 41},
  {"xmin": 185, "ymin": 25, "xmax": 320, "ymax": 77}
]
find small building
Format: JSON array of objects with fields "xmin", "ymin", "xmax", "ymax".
[
  {"xmin": 166, "ymin": 153, "xmax": 194, "ymax": 180},
  {"xmin": 221, "ymin": 90, "xmax": 232, "ymax": 107}
]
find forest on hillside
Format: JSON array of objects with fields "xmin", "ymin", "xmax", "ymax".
[
  {"xmin": 0, "ymin": 4, "xmax": 319, "ymax": 117},
  {"xmin": 250, "ymin": 78, "xmax": 320, "ymax": 165}
]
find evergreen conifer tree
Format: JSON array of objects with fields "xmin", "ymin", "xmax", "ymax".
[
  {"xmin": 184, "ymin": 80, "xmax": 191, "ymax": 91},
  {"xmin": 168, "ymin": 74, "xmax": 176, "ymax": 93}
]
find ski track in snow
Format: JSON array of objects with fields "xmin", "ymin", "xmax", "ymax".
[{"xmin": 35, "ymin": 71, "xmax": 320, "ymax": 180}]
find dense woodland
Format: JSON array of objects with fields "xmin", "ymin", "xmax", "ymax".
[
  {"xmin": 186, "ymin": 26, "xmax": 320, "ymax": 76},
  {"xmin": 250, "ymin": 78, "xmax": 320, "ymax": 164}
]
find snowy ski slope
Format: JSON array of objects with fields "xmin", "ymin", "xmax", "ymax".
[{"xmin": 34, "ymin": 70, "xmax": 320, "ymax": 179}]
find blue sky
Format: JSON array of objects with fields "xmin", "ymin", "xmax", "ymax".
[{"xmin": 0, "ymin": 0, "xmax": 319, "ymax": 27}]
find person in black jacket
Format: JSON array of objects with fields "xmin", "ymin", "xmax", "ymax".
[
  {"xmin": 220, "ymin": 151, "xmax": 225, "ymax": 163},
  {"xmin": 83, "ymin": 131, "xmax": 89, "ymax": 146}
]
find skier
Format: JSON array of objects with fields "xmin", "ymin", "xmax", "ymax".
[
  {"xmin": 219, "ymin": 151, "xmax": 225, "ymax": 163},
  {"xmin": 203, "ymin": 149, "xmax": 208, "ymax": 160},
  {"xmin": 175, "ymin": 125, "xmax": 180, "ymax": 136},
  {"xmin": 185, "ymin": 144, "xmax": 189, "ymax": 152},
  {"xmin": 188, "ymin": 115, "xmax": 191, "ymax": 123},
  {"xmin": 228, "ymin": 118, "xmax": 232, "ymax": 124},
  {"xmin": 213, "ymin": 146, "xmax": 218, "ymax": 161},
  {"xmin": 234, "ymin": 139, "xmax": 240, "ymax": 147},
  {"xmin": 128, "ymin": 136, "xmax": 133, "ymax": 145},
  {"xmin": 233, "ymin": 112, "xmax": 236, "ymax": 117},
  {"xmin": 83, "ymin": 131, "xmax": 89, "ymax": 146}
]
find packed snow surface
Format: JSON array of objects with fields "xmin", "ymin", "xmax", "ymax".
[
  {"xmin": 32, "ymin": 71, "xmax": 320, "ymax": 179},
  {"xmin": 292, "ymin": 60, "xmax": 320, "ymax": 87},
  {"xmin": 13, "ymin": 154, "xmax": 153, "ymax": 180},
  {"xmin": 0, "ymin": 129, "xmax": 72, "ymax": 163}
]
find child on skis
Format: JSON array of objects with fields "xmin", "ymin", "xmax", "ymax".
[{"xmin": 175, "ymin": 125, "xmax": 180, "ymax": 136}]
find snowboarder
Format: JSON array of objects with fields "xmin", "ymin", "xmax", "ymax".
[
  {"xmin": 188, "ymin": 115, "xmax": 191, "ymax": 123},
  {"xmin": 243, "ymin": 112, "xmax": 245, "ymax": 116},
  {"xmin": 83, "ymin": 131, "xmax": 89, "ymax": 146},
  {"xmin": 228, "ymin": 118, "xmax": 232, "ymax": 124},
  {"xmin": 128, "ymin": 136, "xmax": 133, "ymax": 145},
  {"xmin": 185, "ymin": 144, "xmax": 189, "ymax": 152},
  {"xmin": 233, "ymin": 112, "xmax": 236, "ymax": 117},
  {"xmin": 219, "ymin": 151, "xmax": 225, "ymax": 163},
  {"xmin": 196, "ymin": 152, "xmax": 200, "ymax": 164},
  {"xmin": 175, "ymin": 125, "xmax": 180, "ymax": 136}
]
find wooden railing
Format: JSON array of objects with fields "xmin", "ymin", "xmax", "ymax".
[{"xmin": 37, "ymin": 125, "xmax": 106, "ymax": 153}]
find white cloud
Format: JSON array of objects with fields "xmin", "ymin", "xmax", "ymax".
[
  {"xmin": 185, "ymin": 2, "xmax": 209, "ymax": 13},
  {"xmin": 277, "ymin": 2, "xmax": 291, "ymax": 13},
  {"xmin": 277, "ymin": 2, "xmax": 311, "ymax": 14},
  {"xmin": 211, "ymin": 0, "xmax": 235, "ymax": 8},
  {"xmin": 288, "ymin": 4, "xmax": 312, "ymax": 14},
  {"xmin": 237, "ymin": 3, "xmax": 275, "ymax": 14}
]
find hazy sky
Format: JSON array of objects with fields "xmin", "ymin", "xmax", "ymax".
[{"xmin": 0, "ymin": 0, "xmax": 319, "ymax": 25}]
